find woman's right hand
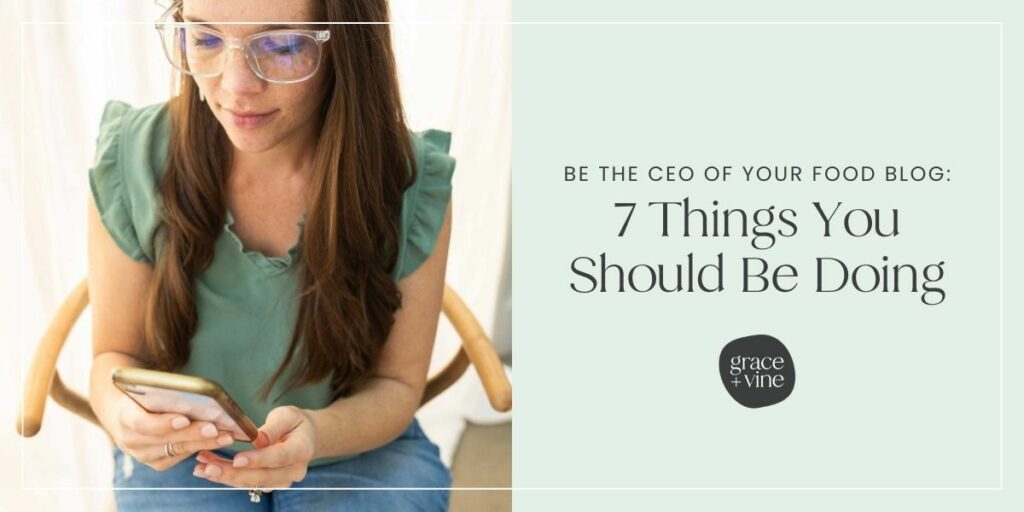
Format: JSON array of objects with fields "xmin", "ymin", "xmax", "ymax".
[{"xmin": 113, "ymin": 398, "xmax": 236, "ymax": 472}]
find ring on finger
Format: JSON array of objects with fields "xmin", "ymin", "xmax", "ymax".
[{"xmin": 164, "ymin": 441, "xmax": 184, "ymax": 458}]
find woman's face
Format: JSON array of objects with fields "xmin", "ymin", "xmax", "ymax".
[{"xmin": 182, "ymin": 0, "xmax": 329, "ymax": 156}]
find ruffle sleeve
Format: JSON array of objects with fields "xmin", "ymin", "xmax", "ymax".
[
  {"xmin": 88, "ymin": 100, "xmax": 150, "ymax": 263},
  {"xmin": 87, "ymin": 99, "xmax": 170, "ymax": 264},
  {"xmin": 393, "ymin": 129, "xmax": 456, "ymax": 281}
]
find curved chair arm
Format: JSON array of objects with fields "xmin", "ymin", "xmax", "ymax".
[
  {"xmin": 18, "ymin": 278, "xmax": 511, "ymax": 438},
  {"xmin": 17, "ymin": 278, "xmax": 101, "ymax": 437},
  {"xmin": 422, "ymin": 285, "xmax": 512, "ymax": 412}
]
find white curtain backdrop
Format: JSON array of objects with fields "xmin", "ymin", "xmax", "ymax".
[{"xmin": 0, "ymin": 1, "xmax": 510, "ymax": 509}]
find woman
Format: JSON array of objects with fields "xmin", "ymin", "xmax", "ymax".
[{"xmin": 86, "ymin": 0, "xmax": 455, "ymax": 509}]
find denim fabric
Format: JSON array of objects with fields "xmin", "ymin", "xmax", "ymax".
[{"xmin": 112, "ymin": 418, "xmax": 451, "ymax": 511}]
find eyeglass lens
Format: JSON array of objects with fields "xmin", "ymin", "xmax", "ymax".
[{"xmin": 161, "ymin": 25, "xmax": 323, "ymax": 82}]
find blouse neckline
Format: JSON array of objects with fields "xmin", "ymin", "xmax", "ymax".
[{"xmin": 223, "ymin": 208, "xmax": 308, "ymax": 275}]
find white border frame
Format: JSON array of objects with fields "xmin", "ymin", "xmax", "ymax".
[{"xmin": 19, "ymin": 20, "xmax": 1004, "ymax": 493}]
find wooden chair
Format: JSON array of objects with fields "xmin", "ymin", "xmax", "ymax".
[{"xmin": 17, "ymin": 278, "xmax": 512, "ymax": 439}]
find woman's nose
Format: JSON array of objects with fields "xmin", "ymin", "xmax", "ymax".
[{"xmin": 219, "ymin": 46, "xmax": 264, "ymax": 95}]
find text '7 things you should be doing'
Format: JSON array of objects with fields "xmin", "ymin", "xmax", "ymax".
[{"xmin": 566, "ymin": 164, "xmax": 950, "ymax": 306}]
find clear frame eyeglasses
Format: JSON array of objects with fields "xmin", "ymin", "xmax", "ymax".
[{"xmin": 153, "ymin": 3, "xmax": 331, "ymax": 84}]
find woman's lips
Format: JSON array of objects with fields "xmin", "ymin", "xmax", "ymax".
[{"xmin": 224, "ymin": 108, "xmax": 278, "ymax": 129}]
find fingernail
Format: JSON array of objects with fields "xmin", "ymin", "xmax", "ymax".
[
  {"xmin": 233, "ymin": 456, "xmax": 249, "ymax": 468},
  {"xmin": 196, "ymin": 454, "xmax": 208, "ymax": 463},
  {"xmin": 201, "ymin": 424, "xmax": 217, "ymax": 437},
  {"xmin": 193, "ymin": 465, "xmax": 206, "ymax": 478},
  {"xmin": 218, "ymin": 434, "xmax": 233, "ymax": 446},
  {"xmin": 205, "ymin": 465, "xmax": 221, "ymax": 477},
  {"xmin": 172, "ymin": 417, "xmax": 190, "ymax": 429}
]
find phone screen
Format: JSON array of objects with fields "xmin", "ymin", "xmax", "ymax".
[{"xmin": 118, "ymin": 383, "xmax": 248, "ymax": 440}]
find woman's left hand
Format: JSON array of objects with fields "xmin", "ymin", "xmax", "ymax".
[{"xmin": 193, "ymin": 405, "xmax": 318, "ymax": 490}]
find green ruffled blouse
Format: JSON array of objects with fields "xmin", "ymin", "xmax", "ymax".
[{"xmin": 88, "ymin": 99, "xmax": 456, "ymax": 466}]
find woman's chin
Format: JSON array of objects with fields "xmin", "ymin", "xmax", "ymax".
[{"xmin": 224, "ymin": 131, "xmax": 278, "ymax": 155}]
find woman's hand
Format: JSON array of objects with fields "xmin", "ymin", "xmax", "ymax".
[
  {"xmin": 113, "ymin": 397, "xmax": 236, "ymax": 472},
  {"xmin": 193, "ymin": 405, "xmax": 318, "ymax": 490}
]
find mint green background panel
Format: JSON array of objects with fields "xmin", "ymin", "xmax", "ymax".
[{"xmin": 512, "ymin": 11, "xmax": 1017, "ymax": 510}]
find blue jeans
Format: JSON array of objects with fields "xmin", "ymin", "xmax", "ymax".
[{"xmin": 112, "ymin": 418, "xmax": 451, "ymax": 511}]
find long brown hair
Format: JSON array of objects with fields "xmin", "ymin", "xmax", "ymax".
[{"xmin": 143, "ymin": 0, "xmax": 417, "ymax": 402}]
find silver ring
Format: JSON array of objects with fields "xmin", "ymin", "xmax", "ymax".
[{"xmin": 164, "ymin": 441, "xmax": 180, "ymax": 458}]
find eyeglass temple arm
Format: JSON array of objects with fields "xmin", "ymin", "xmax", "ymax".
[{"xmin": 154, "ymin": 1, "xmax": 177, "ymax": 31}]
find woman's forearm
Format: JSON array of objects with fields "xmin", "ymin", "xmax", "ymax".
[{"xmin": 305, "ymin": 376, "xmax": 422, "ymax": 459}]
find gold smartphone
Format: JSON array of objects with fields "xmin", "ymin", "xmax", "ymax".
[{"xmin": 111, "ymin": 367, "xmax": 259, "ymax": 442}]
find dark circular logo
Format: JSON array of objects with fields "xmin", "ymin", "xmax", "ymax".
[{"xmin": 719, "ymin": 334, "xmax": 795, "ymax": 408}]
